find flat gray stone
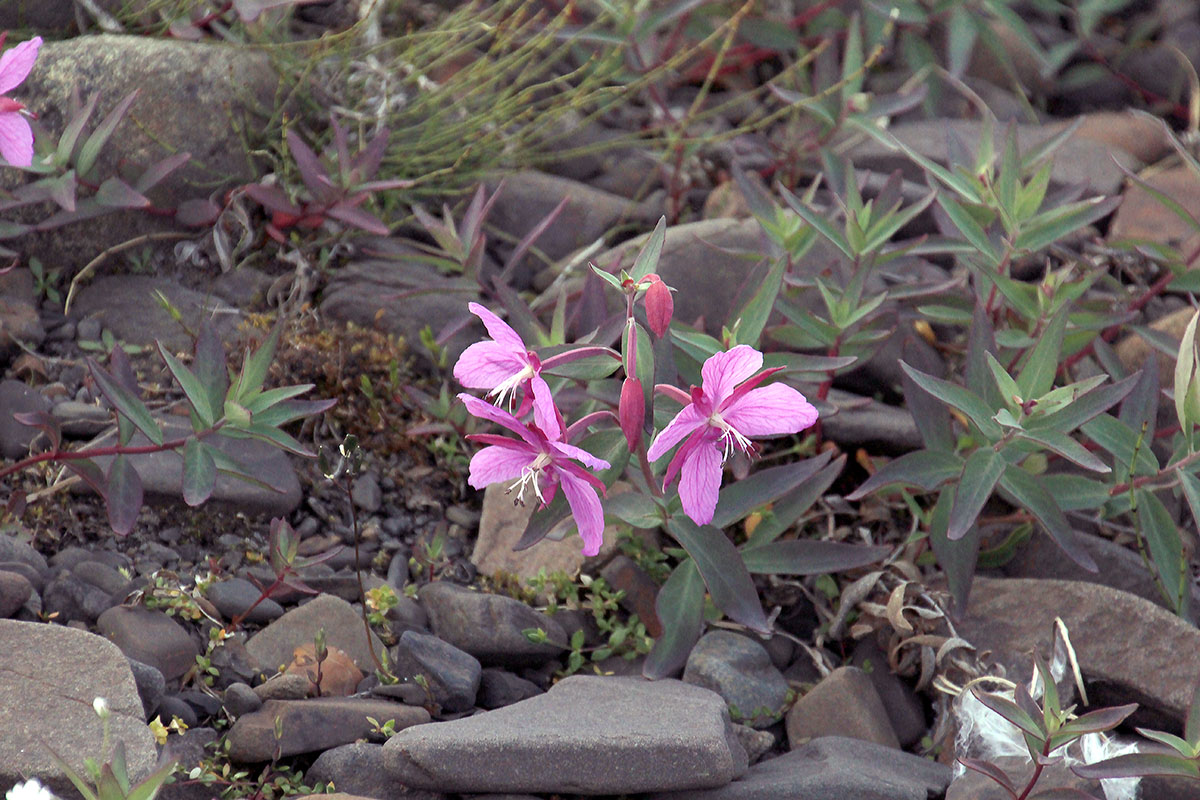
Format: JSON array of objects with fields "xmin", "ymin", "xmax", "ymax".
[
  {"xmin": 0, "ymin": 379, "xmax": 52, "ymax": 459},
  {"xmin": 245, "ymin": 593, "xmax": 386, "ymax": 674},
  {"xmin": 308, "ymin": 743, "xmax": 444, "ymax": 800},
  {"xmin": 786, "ymin": 667, "xmax": 900, "ymax": 749},
  {"xmin": 393, "ymin": 630, "xmax": 481, "ymax": 714},
  {"xmin": 71, "ymin": 276, "xmax": 241, "ymax": 354},
  {"xmin": 382, "ymin": 676, "xmax": 748, "ymax": 794},
  {"xmin": 684, "ymin": 631, "xmax": 790, "ymax": 729},
  {"xmin": 96, "ymin": 605, "xmax": 199, "ymax": 684},
  {"xmin": 419, "ymin": 581, "xmax": 565, "ymax": 667},
  {"xmin": 0, "ymin": 619, "xmax": 156, "ymax": 795},
  {"xmin": 648, "ymin": 736, "xmax": 952, "ymax": 800}
]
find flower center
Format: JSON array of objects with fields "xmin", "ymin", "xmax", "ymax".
[
  {"xmin": 487, "ymin": 363, "xmax": 536, "ymax": 410},
  {"xmin": 507, "ymin": 451, "xmax": 553, "ymax": 506},
  {"xmin": 708, "ymin": 411, "xmax": 753, "ymax": 461}
]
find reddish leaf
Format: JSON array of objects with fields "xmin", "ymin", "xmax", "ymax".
[{"xmin": 106, "ymin": 454, "xmax": 143, "ymax": 535}]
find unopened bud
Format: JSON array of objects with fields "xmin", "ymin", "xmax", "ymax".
[
  {"xmin": 645, "ymin": 277, "xmax": 673, "ymax": 338},
  {"xmin": 619, "ymin": 377, "xmax": 645, "ymax": 450}
]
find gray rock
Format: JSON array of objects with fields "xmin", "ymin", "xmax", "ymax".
[
  {"xmin": 962, "ymin": 578, "xmax": 1200, "ymax": 733},
  {"xmin": 648, "ymin": 736, "xmax": 952, "ymax": 800},
  {"xmin": 0, "ymin": 295, "xmax": 43, "ymax": 365},
  {"xmin": 945, "ymin": 755, "xmax": 1101, "ymax": 800},
  {"xmin": 352, "ymin": 472, "xmax": 383, "ymax": 512},
  {"xmin": 127, "ymin": 658, "xmax": 166, "ymax": 721},
  {"xmin": 81, "ymin": 415, "xmax": 300, "ymax": 519},
  {"xmin": 245, "ymin": 593, "xmax": 386, "ymax": 674},
  {"xmin": 308, "ymin": 743, "xmax": 444, "ymax": 800},
  {"xmin": 222, "ymin": 682, "xmax": 262, "ymax": 718},
  {"xmin": 0, "ymin": 560, "xmax": 44, "ymax": 592},
  {"xmin": 477, "ymin": 668, "xmax": 544, "ymax": 709},
  {"xmin": 254, "ymin": 673, "xmax": 312, "ymax": 701},
  {"xmin": 0, "ymin": 571, "xmax": 33, "ymax": 618},
  {"xmin": 382, "ymin": 676, "xmax": 748, "ymax": 794},
  {"xmin": 732, "ymin": 724, "xmax": 777, "ymax": 764},
  {"xmin": 73, "ymin": 560, "xmax": 129, "ymax": 596},
  {"xmin": 393, "ymin": 630, "xmax": 482, "ymax": 714},
  {"xmin": 0, "ymin": 619, "xmax": 156, "ymax": 795},
  {"xmin": 851, "ymin": 640, "xmax": 927, "ymax": 748},
  {"xmin": 419, "ymin": 581, "xmax": 565, "ymax": 667},
  {"xmin": 0, "ymin": 380, "xmax": 52, "ymax": 459},
  {"xmin": 157, "ymin": 694, "xmax": 198, "ymax": 729},
  {"xmin": 43, "ymin": 571, "xmax": 115, "ymax": 624},
  {"xmin": 206, "ymin": 577, "xmax": 284, "ymax": 625},
  {"xmin": 684, "ymin": 631, "xmax": 790, "ymax": 729},
  {"xmin": 96, "ymin": 605, "xmax": 199, "ymax": 684},
  {"xmin": 786, "ymin": 667, "xmax": 900, "ymax": 750},
  {"xmin": 7, "ymin": 35, "xmax": 277, "ymax": 275},
  {"xmin": 52, "ymin": 400, "xmax": 116, "ymax": 437},
  {"xmin": 226, "ymin": 697, "xmax": 430, "ymax": 763}
]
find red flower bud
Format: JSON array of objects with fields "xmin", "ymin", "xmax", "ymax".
[
  {"xmin": 645, "ymin": 277, "xmax": 673, "ymax": 338},
  {"xmin": 619, "ymin": 376, "xmax": 645, "ymax": 450}
]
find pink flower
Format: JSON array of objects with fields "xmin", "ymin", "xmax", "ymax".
[
  {"xmin": 647, "ymin": 345, "xmax": 819, "ymax": 526},
  {"xmin": 454, "ymin": 302, "xmax": 556, "ymax": 433},
  {"xmin": 0, "ymin": 35, "xmax": 41, "ymax": 168},
  {"xmin": 459, "ymin": 392, "xmax": 611, "ymax": 556}
]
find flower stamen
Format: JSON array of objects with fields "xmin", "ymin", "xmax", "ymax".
[{"xmin": 506, "ymin": 451, "xmax": 552, "ymax": 506}]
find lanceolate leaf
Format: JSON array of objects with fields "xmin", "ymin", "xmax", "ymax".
[
  {"xmin": 900, "ymin": 362, "xmax": 1002, "ymax": 440},
  {"xmin": 712, "ymin": 450, "xmax": 833, "ymax": 529},
  {"xmin": 106, "ymin": 454, "xmax": 142, "ymax": 535},
  {"xmin": 744, "ymin": 455, "xmax": 845, "ymax": 548},
  {"xmin": 847, "ymin": 449, "xmax": 963, "ymax": 500},
  {"xmin": 1074, "ymin": 753, "xmax": 1200, "ymax": 780},
  {"xmin": 998, "ymin": 465, "xmax": 1098, "ymax": 571},
  {"xmin": 232, "ymin": 325, "xmax": 283, "ymax": 404},
  {"xmin": 182, "ymin": 437, "xmax": 217, "ymax": 507},
  {"xmin": 1016, "ymin": 309, "xmax": 1068, "ymax": 400},
  {"xmin": 1014, "ymin": 428, "xmax": 1110, "ymax": 473},
  {"xmin": 947, "ymin": 448, "xmax": 1005, "ymax": 541},
  {"xmin": 643, "ymin": 559, "xmax": 704, "ymax": 679},
  {"xmin": 88, "ymin": 358, "xmax": 163, "ymax": 446},
  {"xmin": 929, "ymin": 487, "xmax": 978, "ymax": 609},
  {"xmin": 158, "ymin": 343, "xmax": 216, "ymax": 428},
  {"xmin": 667, "ymin": 518, "xmax": 769, "ymax": 634},
  {"xmin": 1026, "ymin": 372, "xmax": 1139, "ymax": 434},
  {"xmin": 729, "ymin": 255, "xmax": 786, "ymax": 348},
  {"xmin": 740, "ymin": 540, "xmax": 890, "ymax": 575},
  {"xmin": 1137, "ymin": 488, "xmax": 1189, "ymax": 614},
  {"xmin": 629, "ymin": 216, "xmax": 667, "ymax": 281}
]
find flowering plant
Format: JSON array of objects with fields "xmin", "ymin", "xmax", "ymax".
[{"xmin": 453, "ymin": 218, "xmax": 891, "ymax": 675}]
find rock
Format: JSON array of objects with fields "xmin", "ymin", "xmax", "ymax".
[
  {"xmin": 419, "ymin": 581, "xmax": 564, "ymax": 667},
  {"xmin": 647, "ymin": 736, "xmax": 952, "ymax": 800},
  {"xmin": 307, "ymin": 743, "xmax": 445, "ymax": 800},
  {"xmin": 392, "ymin": 630, "xmax": 482, "ymax": 714},
  {"xmin": 850, "ymin": 640, "xmax": 928, "ymax": 748},
  {"xmin": 846, "ymin": 118, "xmax": 1139, "ymax": 196},
  {"xmin": 205, "ymin": 577, "xmax": 284, "ymax": 625},
  {"xmin": 352, "ymin": 472, "xmax": 383, "ymax": 512},
  {"xmin": 72, "ymin": 560, "xmax": 129, "ymax": 596},
  {"xmin": 0, "ymin": 619, "xmax": 157, "ymax": 795},
  {"xmin": 962, "ymin": 577, "xmax": 1200, "ymax": 732},
  {"xmin": 207, "ymin": 636, "xmax": 263, "ymax": 688},
  {"xmin": 225, "ymin": 697, "xmax": 429, "ymax": 763},
  {"xmin": 157, "ymin": 695, "xmax": 198, "ymax": 729},
  {"xmin": 245, "ymin": 593, "xmax": 386, "ymax": 674},
  {"xmin": 732, "ymin": 724, "xmax": 776, "ymax": 764},
  {"xmin": 254, "ymin": 672, "xmax": 313, "ymax": 701},
  {"xmin": 477, "ymin": 668, "xmax": 544, "ymax": 709},
  {"xmin": 42, "ymin": 571, "xmax": 116, "ymax": 625},
  {"xmin": 600, "ymin": 555, "xmax": 664, "ymax": 638},
  {"xmin": 945, "ymin": 755, "xmax": 1100, "ymax": 800},
  {"xmin": 1109, "ymin": 166, "xmax": 1200, "ymax": 247},
  {"xmin": 7, "ymin": 34, "xmax": 277, "ymax": 275},
  {"xmin": 1116, "ymin": 306, "xmax": 1193, "ymax": 389},
  {"xmin": 471, "ymin": 481, "xmax": 617, "ymax": 581},
  {"xmin": 684, "ymin": 631, "xmax": 790, "ymax": 729},
  {"xmin": 822, "ymin": 392, "xmax": 924, "ymax": 451},
  {"xmin": 1056, "ymin": 110, "xmax": 1175, "ymax": 166},
  {"xmin": 222, "ymin": 682, "xmax": 262, "ymax": 718},
  {"xmin": 0, "ymin": 560, "xmax": 45, "ymax": 592},
  {"xmin": 71, "ymin": 276, "xmax": 241, "ymax": 354},
  {"xmin": 0, "ymin": 379, "xmax": 52, "ymax": 459},
  {"xmin": 0, "ymin": 571, "xmax": 33, "ymax": 618},
  {"xmin": 81, "ymin": 416, "xmax": 301, "ymax": 519},
  {"xmin": 127, "ymin": 658, "xmax": 166, "ymax": 721},
  {"xmin": 0, "ymin": 295, "xmax": 43, "ymax": 365},
  {"xmin": 786, "ymin": 667, "xmax": 900, "ymax": 749},
  {"xmin": 382, "ymin": 676, "xmax": 748, "ymax": 794},
  {"xmin": 283, "ymin": 641, "xmax": 364, "ymax": 697},
  {"xmin": 96, "ymin": 605, "xmax": 199, "ymax": 684}
]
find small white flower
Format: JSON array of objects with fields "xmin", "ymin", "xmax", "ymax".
[
  {"xmin": 7, "ymin": 779, "xmax": 57, "ymax": 800},
  {"xmin": 92, "ymin": 697, "xmax": 109, "ymax": 718}
]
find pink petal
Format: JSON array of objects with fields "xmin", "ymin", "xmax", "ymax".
[
  {"xmin": 701, "ymin": 345, "xmax": 763, "ymax": 404},
  {"xmin": 467, "ymin": 442, "xmax": 536, "ymax": 489},
  {"xmin": 550, "ymin": 440, "xmax": 611, "ymax": 472},
  {"xmin": 453, "ymin": 340, "xmax": 528, "ymax": 389},
  {"xmin": 0, "ymin": 112, "xmax": 31, "ymax": 167},
  {"xmin": 646, "ymin": 403, "xmax": 708, "ymax": 462},
  {"xmin": 458, "ymin": 393, "xmax": 541, "ymax": 449},
  {"xmin": 559, "ymin": 470, "xmax": 606, "ymax": 556},
  {"xmin": 529, "ymin": 374, "xmax": 559, "ymax": 440},
  {"xmin": 469, "ymin": 302, "xmax": 526, "ymax": 351},
  {"xmin": 722, "ymin": 383, "xmax": 819, "ymax": 437},
  {"xmin": 0, "ymin": 37, "xmax": 40, "ymax": 95},
  {"xmin": 678, "ymin": 438, "xmax": 723, "ymax": 526}
]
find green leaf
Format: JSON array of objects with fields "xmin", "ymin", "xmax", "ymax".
[
  {"xmin": 1014, "ymin": 428, "xmax": 1110, "ymax": 473},
  {"xmin": 998, "ymin": 465, "xmax": 1098, "ymax": 571},
  {"xmin": 1081, "ymin": 414, "xmax": 1159, "ymax": 477},
  {"xmin": 985, "ymin": 352, "xmax": 1021, "ymax": 406},
  {"xmin": 57, "ymin": 93, "xmax": 98, "ymax": 167},
  {"xmin": 744, "ymin": 455, "xmax": 845, "ymax": 549},
  {"xmin": 1185, "ymin": 680, "xmax": 1200, "ymax": 747},
  {"xmin": 1038, "ymin": 474, "xmax": 1111, "ymax": 512},
  {"xmin": 1175, "ymin": 310, "xmax": 1200, "ymax": 437},
  {"xmin": 158, "ymin": 343, "xmax": 216, "ymax": 428},
  {"xmin": 667, "ymin": 517, "xmax": 769, "ymax": 633},
  {"xmin": 900, "ymin": 362, "xmax": 1002, "ymax": 440},
  {"xmin": 728, "ymin": 256, "xmax": 786, "ymax": 347},
  {"xmin": 1137, "ymin": 488, "xmax": 1189, "ymax": 613},
  {"xmin": 938, "ymin": 194, "xmax": 1000, "ymax": 266},
  {"xmin": 712, "ymin": 451, "xmax": 834, "ymax": 529},
  {"xmin": 182, "ymin": 437, "xmax": 217, "ymax": 507},
  {"xmin": 643, "ymin": 559, "xmax": 704, "ymax": 679},
  {"xmin": 973, "ymin": 689, "xmax": 1047, "ymax": 740},
  {"xmin": 1051, "ymin": 704, "xmax": 1136, "ymax": 745},
  {"xmin": 44, "ymin": 743, "xmax": 100, "ymax": 800},
  {"xmin": 124, "ymin": 758, "xmax": 177, "ymax": 800},
  {"xmin": 77, "ymin": 91, "xmax": 139, "ymax": 179},
  {"xmin": 233, "ymin": 324, "xmax": 282, "ymax": 403},
  {"xmin": 846, "ymin": 449, "xmax": 963, "ymax": 500},
  {"xmin": 1015, "ymin": 162, "xmax": 1052, "ymax": 221},
  {"xmin": 1016, "ymin": 309, "xmax": 1068, "ymax": 400},
  {"xmin": 590, "ymin": 263, "xmax": 626, "ymax": 293},
  {"xmin": 106, "ymin": 454, "xmax": 143, "ymax": 535},
  {"xmin": 740, "ymin": 540, "xmax": 890, "ymax": 575},
  {"xmin": 604, "ymin": 492, "xmax": 662, "ymax": 528},
  {"xmin": 1074, "ymin": 753, "xmax": 1200, "ymax": 780},
  {"xmin": 947, "ymin": 448, "xmax": 1005, "ymax": 541},
  {"xmin": 930, "ymin": 487, "xmax": 978, "ymax": 609},
  {"xmin": 780, "ymin": 184, "xmax": 853, "ymax": 259},
  {"xmin": 88, "ymin": 358, "xmax": 163, "ymax": 446},
  {"xmin": 901, "ymin": 364, "xmax": 956, "ymax": 452},
  {"xmin": 946, "ymin": 4, "xmax": 978, "ymax": 77},
  {"xmin": 1026, "ymin": 373, "xmax": 1138, "ymax": 434},
  {"xmin": 193, "ymin": 322, "xmax": 229, "ymax": 424},
  {"xmin": 243, "ymin": 384, "xmax": 315, "ymax": 416},
  {"xmin": 1013, "ymin": 196, "xmax": 1121, "ymax": 254},
  {"xmin": 629, "ymin": 216, "xmax": 667, "ymax": 281},
  {"xmin": 1135, "ymin": 728, "xmax": 1193, "ymax": 756}
]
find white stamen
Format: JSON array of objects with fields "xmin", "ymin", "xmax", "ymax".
[
  {"xmin": 709, "ymin": 412, "xmax": 752, "ymax": 460},
  {"xmin": 487, "ymin": 364, "xmax": 535, "ymax": 410},
  {"xmin": 507, "ymin": 452, "xmax": 552, "ymax": 506}
]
